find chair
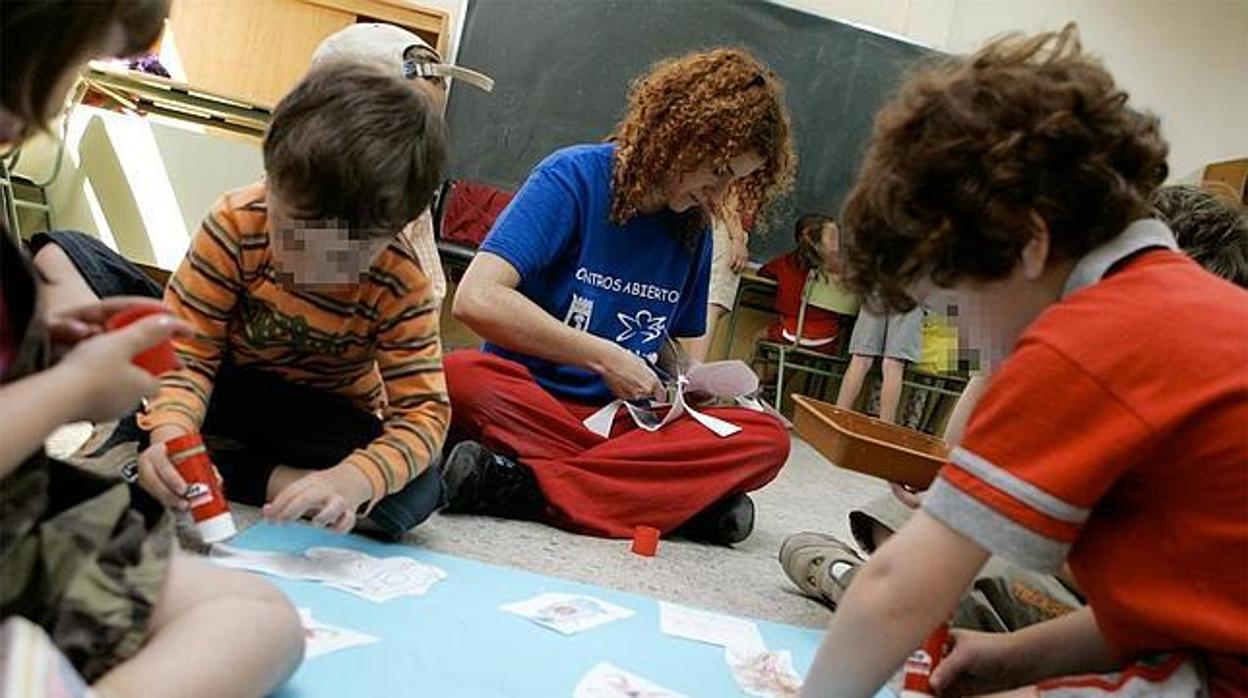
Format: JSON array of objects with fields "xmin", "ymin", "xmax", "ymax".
[
  {"xmin": 1, "ymin": 127, "xmax": 64, "ymax": 239},
  {"xmin": 752, "ymin": 269, "xmax": 859, "ymax": 415},
  {"xmin": 432, "ymin": 178, "xmax": 515, "ymax": 283},
  {"xmin": 898, "ymin": 367, "xmax": 968, "ymax": 435},
  {"xmin": 0, "ymin": 83, "xmax": 85, "ymax": 238}
]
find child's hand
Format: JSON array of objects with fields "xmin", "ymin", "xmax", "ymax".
[
  {"xmin": 47, "ymin": 297, "xmax": 169, "ymax": 355},
  {"xmin": 58, "ymin": 312, "xmax": 186, "ymax": 423},
  {"xmin": 930, "ymin": 629, "xmax": 1027, "ymax": 696},
  {"xmin": 263, "ymin": 465, "xmax": 372, "ymax": 534},
  {"xmin": 136, "ymin": 426, "xmax": 193, "ymax": 510}
]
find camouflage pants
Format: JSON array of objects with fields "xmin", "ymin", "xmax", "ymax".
[{"xmin": 1, "ymin": 455, "xmax": 173, "ymax": 682}]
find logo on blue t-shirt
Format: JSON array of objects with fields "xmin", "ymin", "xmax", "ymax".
[
  {"xmin": 479, "ymin": 144, "xmax": 713, "ymax": 402},
  {"xmin": 615, "ymin": 309, "xmax": 667, "ymax": 343},
  {"xmin": 565, "ymin": 294, "xmax": 594, "ymax": 331}
]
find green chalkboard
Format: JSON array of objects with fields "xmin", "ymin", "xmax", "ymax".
[{"xmin": 446, "ymin": 0, "xmax": 937, "ymax": 263}]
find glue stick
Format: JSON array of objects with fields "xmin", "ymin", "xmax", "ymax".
[
  {"xmin": 165, "ymin": 433, "xmax": 236, "ymax": 543},
  {"xmin": 900, "ymin": 621, "xmax": 950, "ymax": 697}
]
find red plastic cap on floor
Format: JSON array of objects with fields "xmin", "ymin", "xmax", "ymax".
[{"xmin": 631, "ymin": 525, "xmax": 660, "ymax": 556}]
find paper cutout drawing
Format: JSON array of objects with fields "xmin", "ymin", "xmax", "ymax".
[
  {"xmin": 573, "ymin": 662, "xmax": 688, "ymax": 698},
  {"xmin": 582, "ymin": 360, "xmax": 762, "ymax": 439},
  {"xmin": 724, "ymin": 647, "xmax": 804, "ymax": 698},
  {"xmin": 501, "ymin": 592, "xmax": 634, "ymax": 635},
  {"xmin": 211, "ymin": 545, "xmax": 446, "ymax": 603},
  {"xmin": 297, "ymin": 608, "xmax": 379, "ymax": 659},
  {"xmin": 658, "ymin": 601, "xmax": 767, "ymax": 655}
]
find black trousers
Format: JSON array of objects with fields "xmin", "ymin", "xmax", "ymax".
[{"xmin": 202, "ymin": 360, "xmax": 443, "ymax": 533}]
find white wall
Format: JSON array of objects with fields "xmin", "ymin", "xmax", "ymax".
[
  {"xmin": 774, "ymin": 0, "xmax": 954, "ymax": 47},
  {"xmin": 16, "ymin": 108, "xmax": 263, "ymax": 266},
  {"xmin": 419, "ymin": 0, "xmax": 468, "ymax": 62},
  {"xmin": 776, "ymin": 0, "xmax": 1248, "ymax": 181}
]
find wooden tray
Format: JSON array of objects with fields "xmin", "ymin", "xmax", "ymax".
[{"xmin": 792, "ymin": 395, "xmax": 948, "ymax": 489}]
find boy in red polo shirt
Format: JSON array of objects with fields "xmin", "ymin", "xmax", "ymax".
[{"xmin": 799, "ymin": 24, "xmax": 1247, "ymax": 697}]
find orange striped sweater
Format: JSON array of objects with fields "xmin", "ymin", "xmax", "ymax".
[{"xmin": 139, "ymin": 181, "xmax": 449, "ymax": 505}]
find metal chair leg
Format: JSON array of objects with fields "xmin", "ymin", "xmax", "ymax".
[
  {"xmin": 775, "ymin": 346, "xmax": 787, "ymax": 414},
  {"xmin": 0, "ymin": 165, "xmax": 20, "ymax": 239},
  {"xmin": 723, "ymin": 283, "xmax": 746, "ymax": 358}
]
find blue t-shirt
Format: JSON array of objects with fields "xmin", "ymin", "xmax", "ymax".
[{"xmin": 480, "ymin": 143, "xmax": 712, "ymax": 403}]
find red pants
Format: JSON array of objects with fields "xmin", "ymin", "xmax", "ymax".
[
  {"xmin": 445, "ymin": 350, "xmax": 790, "ymax": 538},
  {"xmin": 764, "ymin": 323, "xmax": 839, "ymax": 355}
]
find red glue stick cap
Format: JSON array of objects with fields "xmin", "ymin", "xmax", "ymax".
[
  {"xmin": 105, "ymin": 305, "xmax": 179, "ymax": 376},
  {"xmin": 631, "ymin": 525, "xmax": 660, "ymax": 556}
]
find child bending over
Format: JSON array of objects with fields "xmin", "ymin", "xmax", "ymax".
[
  {"xmin": 123, "ymin": 62, "xmax": 451, "ymax": 539},
  {"xmin": 802, "ymin": 24, "xmax": 1246, "ymax": 697}
]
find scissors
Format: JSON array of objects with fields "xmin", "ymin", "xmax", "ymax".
[{"xmin": 643, "ymin": 356, "xmax": 673, "ymax": 383}]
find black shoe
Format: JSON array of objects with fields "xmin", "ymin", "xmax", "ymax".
[
  {"xmin": 441, "ymin": 441, "xmax": 544, "ymax": 519},
  {"xmin": 677, "ymin": 493, "xmax": 755, "ymax": 546}
]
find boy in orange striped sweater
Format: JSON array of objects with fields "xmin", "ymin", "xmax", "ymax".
[{"xmin": 130, "ymin": 61, "xmax": 450, "ymax": 538}]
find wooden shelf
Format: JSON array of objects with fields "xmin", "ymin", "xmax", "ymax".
[
  {"xmin": 302, "ymin": 0, "xmax": 448, "ymax": 55},
  {"xmin": 1202, "ymin": 158, "xmax": 1248, "ymax": 204},
  {"xmin": 166, "ymin": 0, "xmax": 451, "ymax": 108}
]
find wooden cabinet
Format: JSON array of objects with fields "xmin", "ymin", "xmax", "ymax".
[{"xmin": 166, "ymin": 0, "xmax": 449, "ymax": 109}]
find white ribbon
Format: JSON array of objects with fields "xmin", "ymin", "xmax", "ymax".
[{"xmin": 582, "ymin": 360, "xmax": 760, "ymax": 439}]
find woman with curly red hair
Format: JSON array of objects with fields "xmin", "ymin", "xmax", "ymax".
[{"xmin": 446, "ymin": 47, "xmax": 795, "ymax": 544}]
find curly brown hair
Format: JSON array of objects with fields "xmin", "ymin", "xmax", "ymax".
[
  {"xmin": 609, "ymin": 48, "xmax": 796, "ymax": 238},
  {"xmin": 841, "ymin": 23, "xmax": 1169, "ymax": 312}
]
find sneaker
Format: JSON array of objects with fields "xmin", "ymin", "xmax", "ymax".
[
  {"xmin": 66, "ymin": 413, "xmax": 144, "ymax": 480},
  {"xmin": 677, "ymin": 493, "xmax": 756, "ymax": 546},
  {"xmin": 441, "ymin": 441, "xmax": 544, "ymax": 518},
  {"xmin": 778, "ymin": 532, "xmax": 865, "ymax": 609},
  {"xmin": 79, "ymin": 412, "xmax": 144, "ymax": 458}
]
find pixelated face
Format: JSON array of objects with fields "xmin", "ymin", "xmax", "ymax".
[
  {"xmin": 918, "ymin": 223, "xmax": 1059, "ymax": 373},
  {"xmin": 916, "ymin": 279, "xmax": 1024, "ymax": 374},
  {"xmin": 266, "ymin": 191, "xmax": 393, "ymax": 289},
  {"xmin": 819, "ymin": 221, "xmax": 840, "ymax": 263},
  {"xmin": 670, "ymin": 150, "xmax": 764, "ymax": 214}
]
